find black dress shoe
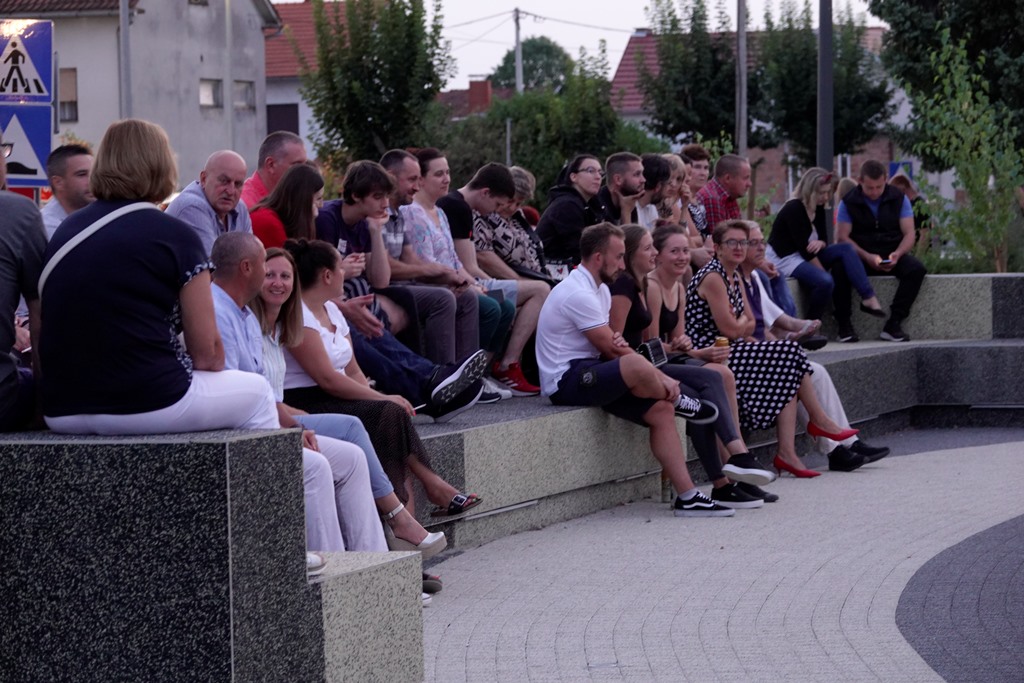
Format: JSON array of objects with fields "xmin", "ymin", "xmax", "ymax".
[
  {"xmin": 798, "ymin": 334, "xmax": 828, "ymax": 351},
  {"xmin": 828, "ymin": 445, "xmax": 866, "ymax": 472},
  {"xmin": 849, "ymin": 439, "xmax": 890, "ymax": 463}
]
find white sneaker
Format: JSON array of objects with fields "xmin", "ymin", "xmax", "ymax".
[
  {"xmin": 306, "ymin": 551, "xmax": 327, "ymax": 576},
  {"xmin": 483, "ymin": 377, "xmax": 512, "ymax": 400},
  {"xmin": 421, "ymin": 592, "xmax": 433, "ymax": 607}
]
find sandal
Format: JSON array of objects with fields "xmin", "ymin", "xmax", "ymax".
[
  {"xmin": 431, "ymin": 492, "xmax": 482, "ymax": 517},
  {"xmin": 422, "ymin": 573, "xmax": 443, "ymax": 594}
]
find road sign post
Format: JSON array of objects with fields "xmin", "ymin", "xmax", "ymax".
[{"xmin": 1, "ymin": 20, "xmax": 54, "ymax": 189}]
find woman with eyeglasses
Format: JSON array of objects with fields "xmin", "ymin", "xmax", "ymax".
[
  {"xmin": 686, "ymin": 219, "xmax": 859, "ymax": 478},
  {"xmin": 536, "ymin": 154, "xmax": 606, "ymax": 268},
  {"xmin": 766, "ymin": 167, "xmax": 885, "ymax": 336}
]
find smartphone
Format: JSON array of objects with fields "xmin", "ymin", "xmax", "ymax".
[{"xmin": 879, "ymin": 258, "xmax": 893, "ymax": 266}]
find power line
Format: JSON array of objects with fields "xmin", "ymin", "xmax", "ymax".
[
  {"xmin": 444, "ymin": 11, "xmax": 510, "ymax": 30},
  {"xmin": 519, "ymin": 10, "xmax": 636, "ymax": 34},
  {"xmin": 452, "ymin": 16, "xmax": 513, "ymax": 52}
]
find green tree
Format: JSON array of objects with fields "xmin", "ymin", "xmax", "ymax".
[
  {"xmin": 490, "ymin": 36, "xmax": 575, "ymax": 91},
  {"xmin": 752, "ymin": 1, "xmax": 892, "ymax": 166},
  {"xmin": 869, "ymin": 0, "xmax": 1024, "ymax": 158},
  {"xmin": 905, "ymin": 29, "xmax": 1022, "ymax": 272},
  {"xmin": 298, "ymin": 0, "xmax": 454, "ymax": 166},
  {"xmin": 435, "ymin": 44, "xmax": 667, "ymax": 209},
  {"xmin": 638, "ymin": 0, "xmax": 737, "ymax": 144}
]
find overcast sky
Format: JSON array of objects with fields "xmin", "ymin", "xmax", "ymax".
[
  {"xmin": 272, "ymin": 1, "xmax": 881, "ymax": 90},
  {"xmin": 439, "ymin": 0, "xmax": 881, "ymax": 89}
]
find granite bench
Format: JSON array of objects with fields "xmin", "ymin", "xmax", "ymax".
[{"xmin": 0, "ymin": 429, "xmax": 423, "ymax": 682}]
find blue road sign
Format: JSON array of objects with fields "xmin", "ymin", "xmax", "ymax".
[
  {"xmin": 0, "ymin": 20, "xmax": 53, "ymax": 104},
  {"xmin": 889, "ymin": 161, "xmax": 913, "ymax": 180},
  {"xmin": 0, "ymin": 105, "xmax": 53, "ymax": 187}
]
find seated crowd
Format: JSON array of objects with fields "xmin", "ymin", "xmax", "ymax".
[{"xmin": 2, "ymin": 121, "xmax": 922, "ymax": 602}]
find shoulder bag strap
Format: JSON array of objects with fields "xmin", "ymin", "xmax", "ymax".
[{"xmin": 38, "ymin": 202, "xmax": 161, "ymax": 296}]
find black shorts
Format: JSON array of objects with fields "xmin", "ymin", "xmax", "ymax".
[{"xmin": 550, "ymin": 357, "xmax": 656, "ymax": 426}]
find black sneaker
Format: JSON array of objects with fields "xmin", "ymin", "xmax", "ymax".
[
  {"xmin": 428, "ymin": 350, "xmax": 489, "ymax": 408},
  {"xmin": 880, "ymin": 319, "xmax": 910, "ymax": 342},
  {"xmin": 736, "ymin": 481, "xmax": 779, "ymax": 503},
  {"xmin": 477, "ymin": 389, "xmax": 502, "ymax": 404},
  {"xmin": 421, "ymin": 381, "xmax": 483, "ymax": 423},
  {"xmin": 722, "ymin": 452, "xmax": 777, "ymax": 486},
  {"xmin": 849, "ymin": 439, "xmax": 890, "ymax": 463},
  {"xmin": 837, "ymin": 321, "xmax": 859, "ymax": 343},
  {"xmin": 674, "ymin": 395, "xmax": 718, "ymax": 424},
  {"xmin": 673, "ymin": 491, "xmax": 735, "ymax": 517},
  {"xmin": 827, "ymin": 444, "xmax": 867, "ymax": 472},
  {"xmin": 711, "ymin": 482, "xmax": 764, "ymax": 509}
]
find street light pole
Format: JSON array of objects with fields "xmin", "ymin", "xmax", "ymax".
[
  {"xmin": 817, "ymin": 0, "xmax": 834, "ymax": 237},
  {"xmin": 735, "ymin": 0, "xmax": 748, "ymax": 155},
  {"xmin": 514, "ymin": 8, "xmax": 524, "ymax": 94}
]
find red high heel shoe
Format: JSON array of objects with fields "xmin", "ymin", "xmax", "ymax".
[
  {"xmin": 807, "ymin": 422, "xmax": 859, "ymax": 441},
  {"xmin": 773, "ymin": 455, "xmax": 821, "ymax": 478}
]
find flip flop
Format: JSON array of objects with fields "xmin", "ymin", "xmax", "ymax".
[{"xmin": 431, "ymin": 492, "xmax": 483, "ymax": 517}]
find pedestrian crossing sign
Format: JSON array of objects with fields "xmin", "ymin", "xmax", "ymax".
[{"xmin": 0, "ymin": 20, "xmax": 53, "ymax": 104}]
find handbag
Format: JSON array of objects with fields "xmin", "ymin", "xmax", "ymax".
[{"xmin": 636, "ymin": 338, "xmax": 668, "ymax": 367}]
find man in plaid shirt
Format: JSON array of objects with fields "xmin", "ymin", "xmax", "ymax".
[{"xmin": 695, "ymin": 153, "xmax": 750, "ymax": 229}]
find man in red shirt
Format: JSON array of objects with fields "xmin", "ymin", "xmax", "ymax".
[
  {"xmin": 695, "ymin": 153, "xmax": 750, "ymax": 230},
  {"xmin": 241, "ymin": 131, "xmax": 308, "ymax": 209}
]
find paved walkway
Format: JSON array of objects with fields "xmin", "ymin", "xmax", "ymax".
[{"xmin": 423, "ymin": 428, "xmax": 1024, "ymax": 682}]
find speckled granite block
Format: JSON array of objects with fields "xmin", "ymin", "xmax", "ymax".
[
  {"xmin": 422, "ymin": 408, "xmax": 660, "ymax": 517},
  {"xmin": 425, "ymin": 474, "xmax": 661, "ymax": 550},
  {"xmin": 0, "ymin": 429, "xmax": 323, "ymax": 682},
  {"xmin": 792, "ymin": 274, "xmax": 1022, "ymax": 341},
  {"xmin": 817, "ymin": 346, "xmax": 920, "ymax": 419},
  {"xmin": 316, "ymin": 551, "xmax": 423, "ymax": 683},
  {"xmin": 992, "ymin": 275, "xmax": 1024, "ymax": 338},
  {"xmin": 916, "ymin": 341, "xmax": 1024, "ymax": 405}
]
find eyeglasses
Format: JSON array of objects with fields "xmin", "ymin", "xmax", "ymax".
[
  {"xmin": 575, "ymin": 167, "xmax": 605, "ymax": 177},
  {"xmin": 1, "ymin": 142, "xmax": 11, "ymax": 159},
  {"xmin": 747, "ymin": 239, "xmax": 767, "ymax": 247},
  {"xmin": 720, "ymin": 239, "xmax": 751, "ymax": 248}
]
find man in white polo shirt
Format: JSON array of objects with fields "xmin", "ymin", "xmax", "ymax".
[{"xmin": 535, "ymin": 222, "xmax": 734, "ymax": 518}]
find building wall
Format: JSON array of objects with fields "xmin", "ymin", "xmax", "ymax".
[
  {"xmin": 266, "ymin": 76, "xmax": 316, "ymax": 156},
  {"xmin": 48, "ymin": 0, "xmax": 270, "ymax": 189},
  {"xmin": 51, "ymin": 17, "xmax": 120, "ymax": 151}
]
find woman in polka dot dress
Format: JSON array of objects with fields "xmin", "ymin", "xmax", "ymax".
[{"xmin": 686, "ymin": 219, "xmax": 858, "ymax": 477}]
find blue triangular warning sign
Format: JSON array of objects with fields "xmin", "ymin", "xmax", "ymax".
[{"xmin": 0, "ymin": 38, "xmax": 48, "ymax": 97}]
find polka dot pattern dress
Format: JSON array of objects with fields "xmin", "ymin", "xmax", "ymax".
[{"xmin": 685, "ymin": 258, "xmax": 812, "ymax": 431}]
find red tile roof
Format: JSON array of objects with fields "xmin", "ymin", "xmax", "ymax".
[
  {"xmin": 266, "ymin": 0, "xmax": 337, "ymax": 79},
  {"xmin": 0, "ymin": 0, "xmax": 138, "ymax": 12}
]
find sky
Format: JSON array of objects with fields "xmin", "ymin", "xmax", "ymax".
[
  {"xmin": 273, "ymin": 1, "xmax": 882, "ymax": 91},
  {"xmin": 437, "ymin": 0, "xmax": 882, "ymax": 89}
]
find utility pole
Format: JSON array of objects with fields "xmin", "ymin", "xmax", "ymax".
[
  {"xmin": 226, "ymin": 0, "xmax": 234, "ymax": 148},
  {"xmin": 735, "ymin": 0, "xmax": 748, "ymax": 155},
  {"xmin": 514, "ymin": 8, "xmax": 524, "ymax": 94},
  {"xmin": 817, "ymin": 0, "xmax": 834, "ymax": 237},
  {"xmin": 118, "ymin": 0, "xmax": 132, "ymax": 117}
]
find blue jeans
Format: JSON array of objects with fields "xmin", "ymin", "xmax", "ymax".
[
  {"xmin": 478, "ymin": 293, "xmax": 515, "ymax": 354},
  {"xmin": 792, "ymin": 243, "xmax": 875, "ymax": 321},
  {"xmin": 768, "ymin": 274, "xmax": 798, "ymax": 317},
  {"xmin": 295, "ymin": 412, "xmax": 393, "ymax": 499},
  {"xmin": 349, "ymin": 328, "xmax": 437, "ymax": 405}
]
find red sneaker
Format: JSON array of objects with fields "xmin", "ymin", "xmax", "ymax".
[{"xmin": 491, "ymin": 362, "xmax": 540, "ymax": 396}]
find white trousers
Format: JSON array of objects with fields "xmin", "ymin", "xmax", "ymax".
[
  {"xmin": 797, "ymin": 360, "xmax": 857, "ymax": 454},
  {"xmin": 304, "ymin": 436, "xmax": 386, "ymax": 553},
  {"xmin": 45, "ymin": 370, "xmax": 280, "ymax": 434}
]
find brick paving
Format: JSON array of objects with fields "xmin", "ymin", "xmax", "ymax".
[{"xmin": 423, "ymin": 428, "xmax": 1024, "ymax": 682}]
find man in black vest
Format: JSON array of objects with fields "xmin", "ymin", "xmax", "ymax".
[{"xmin": 836, "ymin": 160, "xmax": 927, "ymax": 342}]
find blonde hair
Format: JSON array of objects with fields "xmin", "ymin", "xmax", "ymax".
[
  {"xmin": 835, "ymin": 176, "xmax": 857, "ymax": 204},
  {"xmin": 250, "ymin": 248, "xmax": 305, "ymax": 348},
  {"xmin": 792, "ymin": 167, "xmax": 834, "ymax": 213},
  {"xmin": 90, "ymin": 119, "xmax": 177, "ymax": 202}
]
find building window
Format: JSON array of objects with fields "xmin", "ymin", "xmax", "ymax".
[
  {"xmin": 58, "ymin": 68, "xmax": 78, "ymax": 122},
  {"xmin": 267, "ymin": 103, "xmax": 299, "ymax": 135},
  {"xmin": 188, "ymin": 0, "xmax": 209, "ymax": 6},
  {"xmin": 199, "ymin": 79, "xmax": 222, "ymax": 108},
  {"xmin": 233, "ymin": 80, "xmax": 255, "ymax": 110}
]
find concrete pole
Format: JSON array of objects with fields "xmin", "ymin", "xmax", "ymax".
[
  {"xmin": 118, "ymin": 0, "xmax": 132, "ymax": 117},
  {"xmin": 514, "ymin": 8, "xmax": 524, "ymax": 94},
  {"xmin": 225, "ymin": 0, "xmax": 234, "ymax": 149},
  {"xmin": 817, "ymin": 0, "xmax": 834, "ymax": 237},
  {"xmin": 735, "ymin": 0, "xmax": 748, "ymax": 156}
]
